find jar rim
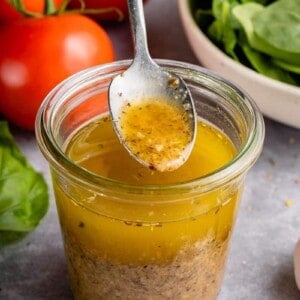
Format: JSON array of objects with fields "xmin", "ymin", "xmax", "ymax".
[{"xmin": 35, "ymin": 59, "xmax": 265, "ymax": 195}]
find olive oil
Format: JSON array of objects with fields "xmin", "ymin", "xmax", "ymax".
[
  {"xmin": 118, "ymin": 99, "xmax": 193, "ymax": 171},
  {"xmin": 66, "ymin": 113, "xmax": 236, "ymax": 184},
  {"xmin": 53, "ymin": 114, "xmax": 240, "ymax": 299}
]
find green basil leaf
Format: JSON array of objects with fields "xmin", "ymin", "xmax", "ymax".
[
  {"xmin": 253, "ymin": 0, "xmax": 300, "ymax": 64},
  {"xmin": 233, "ymin": 0, "xmax": 300, "ymax": 64},
  {"xmin": 241, "ymin": 43, "xmax": 297, "ymax": 84},
  {"xmin": 272, "ymin": 58, "xmax": 300, "ymax": 74},
  {"xmin": 207, "ymin": 0, "xmax": 241, "ymax": 60},
  {"xmin": 0, "ymin": 121, "xmax": 49, "ymax": 233}
]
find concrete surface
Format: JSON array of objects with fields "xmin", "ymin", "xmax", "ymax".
[{"xmin": 0, "ymin": 0, "xmax": 300, "ymax": 299}]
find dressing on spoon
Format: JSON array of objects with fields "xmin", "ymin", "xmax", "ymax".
[
  {"xmin": 109, "ymin": 0, "xmax": 196, "ymax": 172},
  {"xmin": 119, "ymin": 98, "xmax": 193, "ymax": 172}
]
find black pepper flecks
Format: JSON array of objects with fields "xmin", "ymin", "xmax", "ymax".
[{"xmin": 78, "ymin": 221, "xmax": 85, "ymax": 228}]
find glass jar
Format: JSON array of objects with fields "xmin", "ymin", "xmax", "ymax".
[{"xmin": 35, "ymin": 59, "xmax": 264, "ymax": 300}]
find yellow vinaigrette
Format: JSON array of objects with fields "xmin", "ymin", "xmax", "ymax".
[
  {"xmin": 52, "ymin": 114, "xmax": 240, "ymax": 299},
  {"xmin": 66, "ymin": 114, "xmax": 235, "ymax": 184},
  {"xmin": 118, "ymin": 99, "xmax": 193, "ymax": 171}
]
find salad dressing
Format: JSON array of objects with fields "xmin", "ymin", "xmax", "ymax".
[
  {"xmin": 53, "ymin": 114, "xmax": 239, "ymax": 299},
  {"xmin": 118, "ymin": 98, "xmax": 192, "ymax": 171}
]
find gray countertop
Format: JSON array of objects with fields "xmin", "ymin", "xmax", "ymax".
[{"xmin": 0, "ymin": 0, "xmax": 300, "ymax": 299}]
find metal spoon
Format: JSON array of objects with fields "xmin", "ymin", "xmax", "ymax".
[{"xmin": 108, "ymin": 0, "xmax": 196, "ymax": 172}]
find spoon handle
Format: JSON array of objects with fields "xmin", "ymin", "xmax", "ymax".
[{"xmin": 128, "ymin": 0, "xmax": 152, "ymax": 64}]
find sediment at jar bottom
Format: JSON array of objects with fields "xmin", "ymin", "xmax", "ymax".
[{"xmin": 64, "ymin": 231, "xmax": 229, "ymax": 300}]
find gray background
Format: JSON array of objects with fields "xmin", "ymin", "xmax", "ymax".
[{"xmin": 1, "ymin": 0, "xmax": 300, "ymax": 299}]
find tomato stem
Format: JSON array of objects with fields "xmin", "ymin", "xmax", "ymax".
[
  {"xmin": 44, "ymin": 0, "xmax": 58, "ymax": 15},
  {"xmin": 57, "ymin": 0, "xmax": 70, "ymax": 14},
  {"xmin": 10, "ymin": 0, "xmax": 43, "ymax": 17},
  {"xmin": 9, "ymin": 0, "xmax": 64, "ymax": 17},
  {"xmin": 8, "ymin": 0, "xmax": 125, "ymax": 20},
  {"xmin": 68, "ymin": 0, "xmax": 125, "ymax": 21},
  {"xmin": 70, "ymin": 7, "xmax": 125, "ymax": 21}
]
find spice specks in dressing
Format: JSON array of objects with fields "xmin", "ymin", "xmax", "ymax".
[{"xmin": 119, "ymin": 98, "xmax": 192, "ymax": 172}]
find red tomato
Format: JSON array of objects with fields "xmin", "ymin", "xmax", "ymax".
[
  {"xmin": 65, "ymin": 93, "xmax": 108, "ymax": 133},
  {"xmin": 0, "ymin": 0, "xmax": 63, "ymax": 24},
  {"xmin": 0, "ymin": 14, "xmax": 115, "ymax": 130},
  {"xmin": 69, "ymin": 0, "xmax": 147, "ymax": 22}
]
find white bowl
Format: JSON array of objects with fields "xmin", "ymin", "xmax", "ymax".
[{"xmin": 178, "ymin": 0, "xmax": 300, "ymax": 129}]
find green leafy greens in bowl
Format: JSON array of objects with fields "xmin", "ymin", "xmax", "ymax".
[
  {"xmin": 191, "ymin": 0, "xmax": 300, "ymax": 86},
  {"xmin": 0, "ymin": 121, "xmax": 48, "ymax": 245}
]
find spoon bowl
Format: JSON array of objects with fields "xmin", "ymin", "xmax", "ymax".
[{"xmin": 109, "ymin": 0, "xmax": 196, "ymax": 172}]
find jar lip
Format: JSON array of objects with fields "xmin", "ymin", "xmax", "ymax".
[{"xmin": 36, "ymin": 59, "xmax": 265, "ymax": 194}]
